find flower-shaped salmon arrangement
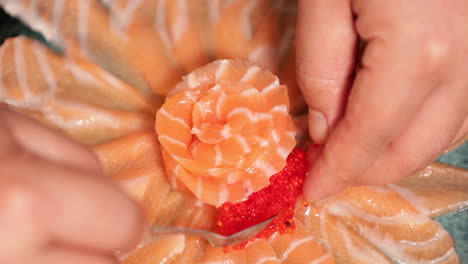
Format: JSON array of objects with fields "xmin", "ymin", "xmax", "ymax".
[{"xmin": 0, "ymin": 0, "xmax": 467, "ymax": 263}]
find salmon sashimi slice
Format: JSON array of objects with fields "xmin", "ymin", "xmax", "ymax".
[
  {"xmin": 208, "ymin": 0, "xmax": 281, "ymax": 72},
  {"xmin": 244, "ymin": 239, "xmax": 281, "ymax": 264},
  {"xmin": 322, "ymin": 186, "xmax": 461, "ymax": 263},
  {"xmin": 390, "ymin": 162, "xmax": 468, "ymax": 218},
  {"xmin": 0, "ymin": 36, "xmax": 157, "ymax": 112},
  {"xmin": 321, "ymin": 214, "xmax": 394, "ymax": 264},
  {"xmin": 121, "ymin": 235, "xmax": 185, "ymax": 264},
  {"xmin": 156, "ymin": 59, "xmax": 297, "ymax": 207},
  {"xmin": 155, "ymin": 0, "xmax": 211, "ymax": 72},
  {"xmin": 1, "ymin": 0, "xmax": 184, "ymax": 96},
  {"xmin": 268, "ymin": 222, "xmax": 334, "ymax": 264}
]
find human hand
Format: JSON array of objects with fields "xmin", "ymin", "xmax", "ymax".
[
  {"xmin": 297, "ymin": 0, "xmax": 468, "ymax": 202},
  {"xmin": 0, "ymin": 110, "xmax": 144, "ymax": 263}
]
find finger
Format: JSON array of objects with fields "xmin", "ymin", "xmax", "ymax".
[
  {"xmin": 446, "ymin": 116, "xmax": 468, "ymax": 152},
  {"xmin": 0, "ymin": 110, "xmax": 101, "ymax": 173},
  {"xmin": 357, "ymin": 83, "xmax": 468, "ymax": 185},
  {"xmin": 2, "ymin": 154, "xmax": 144, "ymax": 253},
  {"xmin": 303, "ymin": 36, "xmax": 437, "ymax": 202},
  {"xmin": 296, "ymin": 0, "xmax": 357, "ymax": 143},
  {"xmin": 30, "ymin": 247, "xmax": 118, "ymax": 264},
  {"xmin": 0, "ymin": 178, "xmax": 48, "ymax": 260}
]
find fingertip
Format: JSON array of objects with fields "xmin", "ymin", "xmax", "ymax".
[
  {"xmin": 303, "ymin": 147, "xmax": 349, "ymax": 203},
  {"xmin": 308, "ymin": 109, "xmax": 328, "ymax": 144}
]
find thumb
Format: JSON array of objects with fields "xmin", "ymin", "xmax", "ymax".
[{"xmin": 296, "ymin": 0, "xmax": 357, "ymax": 143}]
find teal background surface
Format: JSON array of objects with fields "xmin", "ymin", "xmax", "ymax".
[
  {"xmin": 437, "ymin": 142, "xmax": 468, "ymax": 263},
  {"xmin": 1, "ymin": 7, "xmax": 467, "ymax": 263}
]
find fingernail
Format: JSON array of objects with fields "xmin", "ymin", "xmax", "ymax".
[{"xmin": 308, "ymin": 109, "xmax": 328, "ymax": 144}]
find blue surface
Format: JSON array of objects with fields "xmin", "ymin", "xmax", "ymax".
[{"xmin": 436, "ymin": 142, "xmax": 468, "ymax": 263}]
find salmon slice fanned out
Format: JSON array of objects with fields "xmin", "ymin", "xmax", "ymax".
[
  {"xmin": 156, "ymin": 59, "xmax": 297, "ymax": 207},
  {"xmin": 0, "ymin": 36, "xmax": 157, "ymax": 145}
]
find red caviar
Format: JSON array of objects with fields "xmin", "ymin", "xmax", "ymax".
[{"xmin": 215, "ymin": 148, "xmax": 309, "ymax": 249}]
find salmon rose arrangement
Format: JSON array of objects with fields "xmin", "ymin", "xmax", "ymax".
[{"xmin": 0, "ymin": 0, "xmax": 467, "ymax": 263}]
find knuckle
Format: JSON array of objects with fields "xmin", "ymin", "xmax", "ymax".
[
  {"xmin": 296, "ymin": 58, "xmax": 349, "ymax": 95},
  {"xmin": 0, "ymin": 179, "xmax": 37, "ymax": 218},
  {"xmin": 342, "ymin": 111, "xmax": 392, "ymax": 156},
  {"xmin": 417, "ymin": 35, "xmax": 451, "ymax": 75}
]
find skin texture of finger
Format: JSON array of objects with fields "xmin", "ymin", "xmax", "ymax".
[
  {"xmin": 296, "ymin": 0, "xmax": 357, "ymax": 143},
  {"xmin": 28, "ymin": 247, "xmax": 118, "ymax": 264},
  {"xmin": 303, "ymin": 37, "xmax": 437, "ymax": 202},
  {"xmin": 2, "ymin": 154, "xmax": 144, "ymax": 253},
  {"xmin": 356, "ymin": 84, "xmax": 468, "ymax": 185},
  {"xmin": 0, "ymin": 110, "xmax": 101, "ymax": 174},
  {"xmin": 447, "ymin": 115, "xmax": 468, "ymax": 152},
  {"xmin": 0, "ymin": 177, "xmax": 49, "ymax": 261}
]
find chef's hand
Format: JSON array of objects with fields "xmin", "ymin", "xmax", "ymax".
[
  {"xmin": 297, "ymin": 0, "xmax": 468, "ymax": 202},
  {"xmin": 0, "ymin": 110, "xmax": 144, "ymax": 264}
]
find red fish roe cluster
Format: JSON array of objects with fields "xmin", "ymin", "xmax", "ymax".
[{"xmin": 215, "ymin": 148, "xmax": 309, "ymax": 249}]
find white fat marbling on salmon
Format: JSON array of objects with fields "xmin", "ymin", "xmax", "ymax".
[
  {"xmin": 159, "ymin": 108, "xmax": 190, "ymax": 129},
  {"xmin": 159, "ymin": 135, "xmax": 187, "ymax": 148},
  {"xmin": 237, "ymin": 135, "xmax": 251, "ymax": 154},
  {"xmin": 214, "ymin": 145, "xmax": 222, "ymax": 166},
  {"xmin": 52, "ymin": 0, "xmax": 65, "ymax": 44},
  {"xmin": 249, "ymin": 45, "xmax": 274, "ymax": 67},
  {"xmin": 156, "ymin": 0, "xmax": 171, "ymax": 48},
  {"xmin": 277, "ymin": 147, "xmax": 289, "ymax": 160},
  {"xmin": 308, "ymin": 252, "xmax": 332, "ymax": 264},
  {"xmin": 363, "ymin": 222, "xmax": 456, "ymax": 264},
  {"xmin": 271, "ymin": 130, "xmax": 280, "ymax": 143},
  {"xmin": 241, "ymin": 87, "xmax": 259, "ymax": 96},
  {"xmin": 216, "ymin": 60, "xmax": 230, "ymax": 81},
  {"xmin": 207, "ymin": 0, "xmax": 220, "ymax": 21},
  {"xmin": 387, "ymin": 184, "xmax": 430, "ymax": 215},
  {"xmin": 326, "ymin": 200, "xmax": 427, "ymax": 224},
  {"xmin": 14, "ymin": 38, "xmax": 34, "ymax": 103},
  {"xmin": 66, "ymin": 62, "xmax": 100, "ymax": 86},
  {"xmin": 108, "ymin": 0, "xmax": 143, "ymax": 39},
  {"xmin": 227, "ymin": 172, "xmax": 237, "ymax": 184},
  {"xmin": 240, "ymin": 0, "xmax": 258, "ymax": 41},
  {"xmin": 240, "ymin": 65, "xmax": 261, "ymax": 82},
  {"xmin": 196, "ymin": 177, "xmax": 203, "ymax": 198},
  {"xmin": 43, "ymin": 100, "xmax": 121, "ymax": 129},
  {"xmin": 270, "ymin": 104, "xmax": 288, "ymax": 114},
  {"xmin": 337, "ymin": 221, "xmax": 390, "ymax": 263},
  {"xmin": 227, "ymin": 107, "xmax": 251, "ymax": 120},
  {"xmin": 171, "ymin": 0, "xmax": 188, "ymax": 43},
  {"xmin": 286, "ymin": 130, "xmax": 296, "ymax": 139},
  {"xmin": 215, "ymin": 90, "xmax": 227, "ymax": 119},
  {"xmin": 261, "ymin": 80, "xmax": 280, "ymax": 94},
  {"xmin": 77, "ymin": 0, "xmax": 92, "ymax": 58},
  {"xmin": 95, "ymin": 67, "xmax": 129, "ymax": 91},
  {"xmin": 218, "ymin": 183, "xmax": 229, "ymax": 205},
  {"xmin": 191, "ymin": 126, "xmax": 201, "ymax": 135},
  {"xmin": 186, "ymin": 72, "xmax": 198, "ymax": 88},
  {"xmin": 118, "ymin": 174, "xmax": 151, "ymax": 199},
  {"xmin": 33, "ymin": 42, "xmax": 57, "ymax": 96},
  {"xmin": 280, "ymin": 236, "xmax": 314, "ymax": 261},
  {"xmin": 256, "ymin": 160, "xmax": 277, "ymax": 177},
  {"xmin": 255, "ymin": 135, "xmax": 269, "ymax": 147},
  {"xmin": 1, "ymin": 0, "xmax": 60, "ymax": 45},
  {"xmin": 254, "ymin": 256, "xmax": 279, "ymax": 264},
  {"xmin": 221, "ymin": 125, "xmax": 231, "ymax": 138}
]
